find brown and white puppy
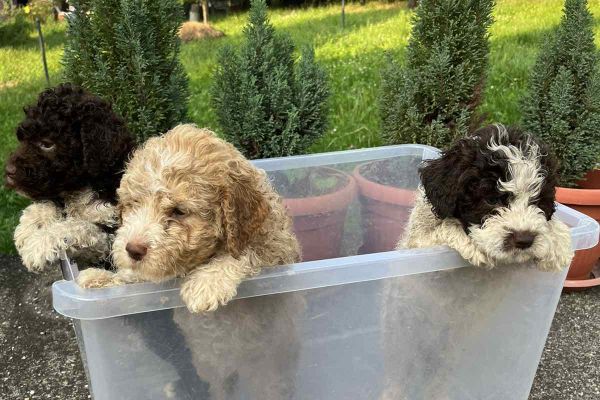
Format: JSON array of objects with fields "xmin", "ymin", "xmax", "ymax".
[
  {"xmin": 77, "ymin": 124, "xmax": 301, "ymax": 313},
  {"xmin": 398, "ymin": 124, "xmax": 573, "ymax": 271},
  {"xmin": 5, "ymin": 83, "xmax": 134, "ymax": 271},
  {"xmin": 380, "ymin": 125, "xmax": 574, "ymax": 400}
]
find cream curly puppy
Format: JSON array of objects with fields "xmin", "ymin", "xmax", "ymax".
[{"xmin": 77, "ymin": 124, "xmax": 301, "ymax": 313}]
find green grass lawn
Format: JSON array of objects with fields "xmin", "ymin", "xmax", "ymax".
[{"xmin": 1, "ymin": 0, "xmax": 600, "ymax": 254}]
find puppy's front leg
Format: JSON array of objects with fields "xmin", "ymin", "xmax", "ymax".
[
  {"xmin": 180, "ymin": 254, "xmax": 250, "ymax": 313},
  {"xmin": 77, "ymin": 268, "xmax": 142, "ymax": 288},
  {"xmin": 55, "ymin": 217, "xmax": 111, "ymax": 258},
  {"xmin": 434, "ymin": 220, "xmax": 493, "ymax": 268},
  {"xmin": 14, "ymin": 202, "xmax": 65, "ymax": 272},
  {"xmin": 537, "ymin": 218, "xmax": 573, "ymax": 272}
]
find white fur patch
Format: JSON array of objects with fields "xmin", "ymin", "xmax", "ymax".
[{"xmin": 487, "ymin": 124, "xmax": 545, "ymax": 206}]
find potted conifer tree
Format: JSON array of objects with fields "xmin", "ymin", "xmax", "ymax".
[
  {"xmin": 63, "ymin": 0, "xmax": 189, "ymax": 143},
  {"xmin": 365, "ymin": 0, "xmax": 494, "ymax": 253},
  {"xmin": 212, "ymin": 0, "xmax": 353, "ymax": 262},
  {"xmin": 522, "ymin": 0, "xmax": 600, "ymax": 288}
]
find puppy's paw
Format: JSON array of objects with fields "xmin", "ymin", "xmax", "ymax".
[
  {"xmin": 18, "ymin": 238, "xmax": 67, "ymax": 273},
  {"xmin": 464, "ymin": 249, "xmax": 494, "ymax": 269},
  {"xmin": 536, "ymin": 219, "xmax": 574, "ymax": 272},
  {"xmin": 58, "ymin": 219, "xmax": 108, "ymax": 250},
  {"xmin": 18, "ymin": 202, "xmax": 62, "ymax": 228},
  {"xmin": 15, "ymin": 204, "xmax": 67, "ymax": 272},
  {"xmin": 77, "ymin": 268, "xmax": 121, "ymax": 288},
  {"xmin": 537, "ymin": 248, "xmax": 573, "ymax": 272},
  {"xmin": 180, "ymin": 272, "xmax": 238, "ymax": 313},
  {"xmin": 536, "ymin": 258, "xmax": 563, "ymax": 272},
  {"xmin": 20, "ymin": 253, "xmax": 56, "ymax": 273}
]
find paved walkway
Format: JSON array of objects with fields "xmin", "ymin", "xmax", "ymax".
[
  {"xmin": 1, "ymin": 254, "xmax": 598, "ymax": 399},
  {"xmin": 530, "ymin": 284, "xmax": 600, "ymax": 400}
]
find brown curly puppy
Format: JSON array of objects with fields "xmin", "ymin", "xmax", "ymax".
[
  {"xmin": 5, "ymin": 83, "xmax": 133, "ymax": 201},
  {"xmin": 4, "ymin": 83, "xmax": 135, "ymax": 271},
  {"xmin": 77, "ymin": 124, "xmax": 301, "ymax": 313}
]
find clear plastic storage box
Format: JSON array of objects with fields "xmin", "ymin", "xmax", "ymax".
[{"xmin": 52, "ymin": 145, "xmax": 599, "ymax": 400}]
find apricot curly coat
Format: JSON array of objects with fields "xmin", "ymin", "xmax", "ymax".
[{"xmin": 78, "ymin": 124, "xmax": 301, "ymax": 313}]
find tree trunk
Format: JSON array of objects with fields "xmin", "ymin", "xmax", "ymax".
[
  {"xmin": 408, "ymin": 0, "xmax": 418, "ymax": 9},
  {"xmin": 201, "ymin": 0, "xmax": 209, "ymax": 25}
]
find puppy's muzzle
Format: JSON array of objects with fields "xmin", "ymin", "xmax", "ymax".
[
  {"xmin": 126, "ymin": 240, "xmax": 148, "ymax": 261},
  {"xmin": 505, "ymin": 231, "xmax": 537, "ymax": 250},
  {"xmin": 4, "ymin": 162, "xmax": 17, "ymax": 187}
]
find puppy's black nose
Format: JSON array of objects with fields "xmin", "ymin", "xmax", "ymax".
[
  {"xmin": 508, "ymin": 231, "xmax": 536, "ymax": 249},
  {"xmin": 126, "ymin": 241, "xmax": 148, "ymax": 261}
]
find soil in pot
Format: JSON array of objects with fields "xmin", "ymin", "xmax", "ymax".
[
  {"xmin": 354, "ymin": 157, "xmax": 421, "ymax": 254},
  {"xmin": 556, "ymin": 169, "xmax": 600, "ymax": 289},
  {"xmin": 271, "ymin": 167, "xmax": 356, "ymax": 262}
]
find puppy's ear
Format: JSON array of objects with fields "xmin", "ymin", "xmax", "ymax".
[
  {"xmin": 80, "ymin": 110, "xmax": 132, "ymax": 175},
  {"xmin": 535, "ymin": 138, "xmax": 559, "ymax": 220},
  {"xmin": 420, "ymin": 138, "xmax": 476, "ymax": 219},
  {"xmin": 222, "ymin": 161, "xmax": 271, "ymax": 259},
  {"xmin": 78, "ymin": 100, "xmax": 134, "ymax": 196}
]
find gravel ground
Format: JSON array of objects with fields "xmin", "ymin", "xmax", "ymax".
[
  {"xmin": 0, "ymin": 255, "xmax": 89, "ymax": 400},
  {"xmin": 529, "ymin": 284, "xmax": 600, "ymax": 400},
  {"xmin": 0, "ymin": 254, "xmax": 598, "ymax": 400}
]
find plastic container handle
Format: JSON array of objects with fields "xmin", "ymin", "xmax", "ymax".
[{"xmin": 59, "ymin": 249, "xmax": 79, "ymax": 281}]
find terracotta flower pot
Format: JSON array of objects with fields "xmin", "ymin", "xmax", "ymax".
[
  {"xmin": 353, "ymin": 162, "xmax": 416, "ymax": 254},
  {"xmin": 556, "ymin": 169, "xmax": 600, "ymax": 289},
  {"xmin": 283, "ymin": 168, "xmax": 356, "ymax": 262},
  {"xmin": 577, "ymin": 168, "xmax": 600, "ymax": 189}
]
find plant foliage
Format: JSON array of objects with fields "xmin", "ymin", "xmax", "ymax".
[
  {"xmin": 62, "ymin": 0, "xmax": 189, "ymax": 142},
  {"xmin": 211, "ymin": 0, "xmax": 329, "ymax": 159},
  {"xmin": 521, "ymin": 0, "xmax": 600, "ymax": 187},
  {"xmin": 380, "ymin": 0, "xmax": 494, "ymax": 148}
]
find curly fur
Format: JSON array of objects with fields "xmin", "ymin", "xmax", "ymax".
[
  {"xmin": 5, "ymin": 84, "xmax": 134, "ymax": 271},
  {"xmin": 77, "ymin": 124, "xmax": 301, "ymax": 313},
  {"xmin": 5, "ymin": 83, "xmax": 134, "ymax": 200},
  {"xmin": 14, "ymin": 189, "xmax": 118, "ymax": 271},
  {"xmin": 382, "ymin": 125, "xmax": 574, "ymax": 399},
  {"xmin": 397, "ymin": 124, "xmax": 573, "ymax": 271}
]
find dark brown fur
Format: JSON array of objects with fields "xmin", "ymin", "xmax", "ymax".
[
  {"xmin": 420, "ymin": 125, "xmax": 558, "ymax": 231},
  {"xmin": 4, "ymin": 83, "xmax": 135, "ymax": 203}
]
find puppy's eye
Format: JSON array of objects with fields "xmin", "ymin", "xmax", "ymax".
[
  {"xmin": 38, "ymin": 140, "xmax": 55, "ymax": 151},
  {"xmin": 170, "ymin": 207, "xmax": 186, "ymax": 220}
]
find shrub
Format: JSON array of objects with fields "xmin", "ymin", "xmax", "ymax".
[
  {"xmin": 26, "ymin": 0, "xmax": 54, "ymax": 23},
  {"xmin": 521, "ymin": 0, "xmax": 600, "ymax": 187},
  {"xmin": 211, "ymin": 0, "xmax": 329, "ymax": 159},
  {"xmin": 62, "ymin": 0, "xmax": 189, "ymax": 143},
  {"xmin": 379, "ymin": 0, "xmax": 494, "ymax": 148},
  {"xmin": 0, "ymin": 4, "xmax": 32, "ymax": 46}
]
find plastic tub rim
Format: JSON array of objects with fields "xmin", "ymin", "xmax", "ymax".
[{"xmin": 51, "ymin": 144, "xmax": 600, "ymax": 320}]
